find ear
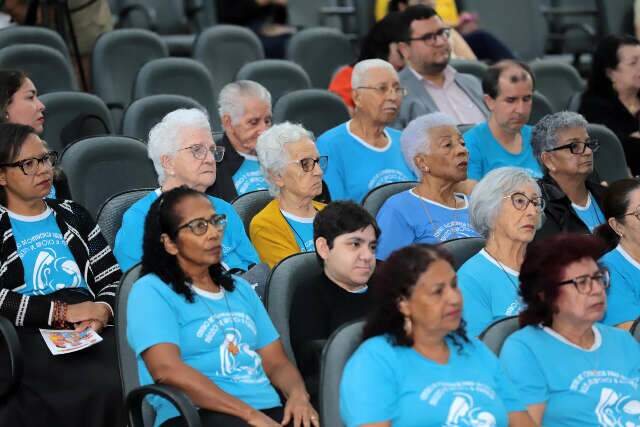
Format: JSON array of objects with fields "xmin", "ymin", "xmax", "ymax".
[
  {"xmin": 414, "ymin": 152, "xmax": 429, "ymax": 172},
  {"xmin": 540, "ymin": 151, "xmax": 555, "ymax": 172},
  {"xmin": 315, "ymin": 236, "xmax": 330, "ymax": 260},
  {"xmin": 0, "ymin": 168, "xmax": 8, "ymax": 187},
  {"xmin": 397, "ymin": 297, "xmax": 411, "ymax": 317},
  {"xmin": 397, "ymin": 41, "xmax": 411, "ymax": 63},
  {"xmin": 483, "ymin": 94, "xmax": 495, "ymax": 112},
  {"xmin": 221, "ymin": 114, "xmax": 233, "ymax": 133},
  {"xmin": 161, "ymin": 233, "xmax": 180, "ymax": 256},
  {"xmin": 160, "ymin": 154, "xmax": 175, "ymax": 178},
  {"xmin": 608, "ymin": 217, "xmax": 624, "ymax": 237},
  {"xmin": 268, "ymin": 169, "xmax": 285, "ymax": 190}
]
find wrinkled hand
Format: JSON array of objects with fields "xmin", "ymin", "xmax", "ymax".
[
  {"xmin": 282, "ymin": 392, "xmax": 319, "ymax": 427},
  {"xmin": 246, "ymin": 409, "xmax": 281, "ymax": 427},
  {"xmin": 66, "ymin": 302, "xmax": 110, "ymax": 332}
]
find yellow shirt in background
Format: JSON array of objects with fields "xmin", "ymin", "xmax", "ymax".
[{"xmin": 375, "ymin": 0, "xmax": 459, "ymax": 25}]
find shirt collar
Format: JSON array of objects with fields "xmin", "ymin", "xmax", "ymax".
[{"xmin": 409, "ymin": 64, "xmax": 457, "ymax": 88}]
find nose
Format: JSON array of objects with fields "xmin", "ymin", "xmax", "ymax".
[
  {"xmin": 446, "ymin": 285, "xmax": 463, "ymax": 306},
  {"xmin": 359, "ymin": 244, "xmax": 375, "ymax": 261},
  {"xmin": 36, "ymin": 96, "xmax": 45, "ymax": 112}
]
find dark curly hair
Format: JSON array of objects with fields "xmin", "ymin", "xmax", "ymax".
[
  {"xmin": 0, "ymin": 69, "xmax": 26, "ymax": 121},
  {"xmin": 141, "ymin": 186, "xmax": 234, "ymax": 302},
  {"xmin": 519, "ymin": 233, "xmax": 607, "ymax": 328},
  {"xmin": 594, "ymin": 178, "xmax": 640, "ymax": 252},
  {"xmin": 0, "ymin": 123, "xmax": 38, "ymax": 206},
  {"xmin": 586, "ymin": 34, "xmax": 640, "ymax": 99},
  {"xmin": 363, "ymin": 244, "xmax": 469, "ymax": 350}
]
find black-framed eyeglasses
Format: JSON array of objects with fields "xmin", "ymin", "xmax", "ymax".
[
  {"xmin": 408, "ymin": 27, "xmax": 451, "ymax": 45},
  {"xmin": 557, "ymin": 268, "xmax": 610, "ymax": 294},
  {"xmin": 503, "ymin": 192, "xmax": 545, "ymax": 211},
  {"xmin": 178, "ymin": 144, "xmax": 225, "ymax": 162},
  {"xmin": 356, "ymin": 85, "xmax": 408, "ymax": 97},
  {"xmin": 0, "ymin": 151, "xmax": 58, "ymax": 175},
  {"xmin": 288, "ymin": 156, "xmax": 328, "ymax": 173},
  {"xmin": 545, "ymin": 138, "xmax": 600, "ymax": 155},
  {"xmin": 176, "ymin": 214, "xmax": 227, "ymax": 236}
]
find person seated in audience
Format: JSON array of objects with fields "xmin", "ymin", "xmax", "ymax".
[
  {"xmin": 464, "ymin": 60, "xmax": 541, "ymax": 184},
  {"xmin": 375, "ymin": 112, "xmax": 479, "ymax": 260},
  {"xmin": 580, "ymin": 35, "xmax": 640, "ymax": 176},
  {"xmin": 458, "ymin": 167, "xmax": 543, "ymax": 337},
  {"xmin": 289, "ymin": 201, "xmax": 378, "ymax": 397},
  {"xmin": 532, "ymin": 112, "xmax": 606, "ymax": 238},
  {"xmin": 329, "ymin": 12, "xmax": 406, "ymax": 115},
  {"xmin": 114, "ymin": 108, "xmax": 258, "ymax": 273},
  {"xmin": 0, "ymin": 123, "xmax": 123, "ymax": 427},
  {"xmin": 251, "ymin": 122, "xmax": 326, "ymax": 268},
  {"xmin": 317, "ymin": 59, "xmax": 416, "ymax": 203},
  {"xmin": 207, "ymin": 80, "xmax": 272, "ymax": 202},
  {"xmin": 595, "ymin": 178, "xmax": 640, "ymax": 328},
  {"xmin": 392, "ymin": 5, "xmax": 488, "ymax": 129},
  {"xmin": 340, "ymin": 244, "xmax": 534, "ymax": 427},
  {"xmin": 127, "ymin": 186, "xmax": 319, "ymax": 427},
  {"xmin": 500, "ymin": 233, "xmax": 640, "ymax": 427}
]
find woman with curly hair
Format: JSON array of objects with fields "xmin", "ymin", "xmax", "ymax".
[
  {"xmin": 339, "ymin": 244, "xmax": 534, "ymax": 427},
  {"xmin": 500, "ymin": 233, "xmax": 640, "ymax": 426},
  {"xmin": 126, "ymin": 186, "xmax": 318, "ymax": 427}
]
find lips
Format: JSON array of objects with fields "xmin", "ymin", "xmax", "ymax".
[
  {"xmin": 457, "ymin": 161, "xmax": 468, "ymax": 168},
  {"xmin": 445, "ymin": 309, "xmax": 461, "ymax": 318}
]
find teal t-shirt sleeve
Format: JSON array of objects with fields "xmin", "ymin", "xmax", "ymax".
[
  {"xmin": 464, "ymin": 131, "xmax": 483, "ymax": 181},
  {"xmin": 499, "ymin": 335, "xmax": 548, "ymax": 406},
  {"xmin": 375, "ymin": 199, "xmax": 415, "ymax": 260},
  {"xmin": 603, "ymin": 266, "xmax": 640, "ymax": 325},
  {"xmin": 113, "ymin": 206, "xmax": 145, "ymax": 272},
  {"xmin": 127, "ymin": 276, "xmax": 181, "ymax": 356},
  {"xmin": 340, "ymin": 338, "xmax": 398, "ymax": 427},
  {"xmin": 317, "ymin": 136, "xmax": 346, "ymax": 201},
  {"xmin": 235, "ymin": 277, "xmax": 278, "ymax": 349},
  {"xmin": 458, "ymin": 270, "xmax": 493, "ymax": 337}
]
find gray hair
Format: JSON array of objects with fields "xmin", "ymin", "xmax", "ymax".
[
  {"xmin": 352, "ymin": 59, "xmax": 397, "ymax": 89},
  {"xmin": 256, "ymin": 121, "xmax": 314, "ymax": 197},
  {"xmin": 400, "ymin": 112, "xmax": 458, "ymax": 177},
  {"xmin": 531, "ymin": 111, "xmax": 588, "ymax": 171},
  {"xmin": 469, "ymin": 167, "xmax": 541, "ymax": 237},
  {"xmin": 147, "ymin": 108, "xmax": 212, "ymax": 185},
  {"xmin": 217, "ymin": 80, "xmax": 272, "ymax": 124}
]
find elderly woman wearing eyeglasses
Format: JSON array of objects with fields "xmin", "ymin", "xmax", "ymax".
[
  {"xmin": 316, "ymin": 58, "xmax": 416, "ymax": 202},
  {"xmin": 500, "ymin": 233, "xmax": 640, "ymax": 426},
  {"xmin": 458, "ymin": 167, "xmax": 544, "ymax": 337},
  {"xmin": 114, "ymin": 108, "xmax": 259, "ymax": 273},
  {"xmin": 594, "ymin": 178, "xmax": 640, "ymax": 329},
  {"xmin": 531, "ymin": 112, "xmax": 606, "ymax": 239},
  {"xmin": 250, "ymin": 122, "xmax": 327, "ymax": 268}
]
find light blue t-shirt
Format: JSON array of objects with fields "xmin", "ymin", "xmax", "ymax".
[
  {"xmin": 376, "ymin": 189, "xmax": 480, "ymax": 260},
  {"xmin": 127, "ymin": 274, "xmax": 281, "ymax": 427},
  {"xmin": 500, "ymin": 324, "xmax": 640, "ymax": 427},
  {"xmin": 600, "ymin": 245, "xmax": 640, "ymax": 325},
  {"xmin": 316, "ymin": 121, "xmax": 416, "ymax": 202},
  {"xmin": 280, "ymin": 210, "xmax": 315, "ymax": 252},
  {"xmin": 113, "ymin": 189, "xmax": 259, "ymax": 272},
  {"xmin": 458, "ymin": 250, "xmax": 524, "ymax": 337},
  {"xmin": 46, "ymin": 185, "xmax": 56, "ymax": 199},
  {"xmin": 233, "ymin": 154, "xmax": 268, "ymax": 195},
  {"xmin": 340, "ymin": 335, "xmax": 523, "ymax": 427},
  {"xmin": 464, "ymin": 123, "xmax": 542, "ymax": 181},
  {"xmin": 10, "ymin": 207, "xmax": 88, "ymax": 295},
  {"xmin": 572, "ymin": 193, "xmax": 605, "ymax": 233}
]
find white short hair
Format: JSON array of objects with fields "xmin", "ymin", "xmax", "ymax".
[
  {"xmin": 469, "ymin": 167, "xmax": 542, "ymax": 238},
  {"xmin": 400, "ymin": 112, "xmax": 458, "ymax": 177},
  {"xmin": 217, "ymin": 80, "xmax": 272, "ymax": 124},
  {"xmin": 256, "ymin": 121, "xmax": 314, "ymax": 197},
  {"xmin": 147, "ymin": 108, "xmax": 212, "ymax": 185},
  {"xmin": 352, "ymin": 59, "xmax": 397, "ymax": 89}
]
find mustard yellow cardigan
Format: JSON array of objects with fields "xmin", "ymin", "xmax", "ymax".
[{"xmin": 249, "ymin": 198, "xmax": 326, "ymax": 268}]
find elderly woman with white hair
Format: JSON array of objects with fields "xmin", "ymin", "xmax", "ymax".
[
  {"xmin": 250, "ymin": 122, "xmax": 327, "ymax": 268},
  {"xmin": 532, "ymin": 111, "xmax": 606, "ymax": 239},
  {"xmin": 458, "ymin": 167, "xmax": 544, "ymax": 337},
  {"xmin": 375, "ymin": 112, "xmax": 480, "ymax": 260},
  {"xmin": 316, "ymin": 58, "xmax": 416, "ymax": 202},
  {"xmin": 114, "ymin": 108, "xmax": 259, "ymax": 272}
]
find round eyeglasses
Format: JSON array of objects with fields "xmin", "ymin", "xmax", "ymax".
[
  {"xmin": 545, "ymin": 138, "xmax": 600, "ymax": 155},
  {"xmin": 176, "ymin": 214, "xmax": 227, "ymax": 236},
  {"xmin": 288, "ymin": 156, "xmax": 328, "ymax": 173},
  {"xmin": 179, "ymin": 144, "xmax": 225, "ymax": 162},
  {"xmin": 0, "ymin": 151, "xmax": 58, "ymax": 175},
  {"xmin": 557, "ymin": 268, "xmax": 610, "ymax": 294},
  {"xmin": 503, "ymin": 192, "xmax": 545, "ymax": 211}
]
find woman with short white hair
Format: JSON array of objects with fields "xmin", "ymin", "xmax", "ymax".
[
  {"xmin": 458, "ymin": 167, "xmax": 544, "ymax": 336},
  {"xmin": 317, "ymin": 59, "xmax": 415, "ymax": 202},
  {"xmin": 375, "ymin": 112, "xmax": 480, "ymax": 260},
  {"xmin": 250, "ymin": 122, "xmax": 327, "ymax": 267},
  {"xmin": 114, "ymin": 108, "xmax": 259, "ymax": 273}
]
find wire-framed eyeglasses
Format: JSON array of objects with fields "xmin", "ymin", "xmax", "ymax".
[
  {"xmin": 176, "ymin": 214, "xmax": 227, "ymax": 236},
  {"xmin": 0, "ymin": 151, "xmax": 58, "ymax": 175},
  {"xmin": 503, "ymin": 192, "xmax": 545, "ymax": 211},
  {"xmin": 179, "ymin": 144, "xmax": 225, "ymax": 162},
  {"xmin": 557, "ymin": 269, "xmax": 610, "ymax": 294}
]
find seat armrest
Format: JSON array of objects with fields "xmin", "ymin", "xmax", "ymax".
[
  {"xmin": 0, "ymin": 315, "xmax": 23, "ymax": 398},
  {"xmin": 126, "ymin": 384, "xmax": 202, "ymax": 427}
]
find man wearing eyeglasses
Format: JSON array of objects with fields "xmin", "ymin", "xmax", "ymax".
[
  {"xmin": 463, "ymin": 60, "xmax": 542, "ymax": 186},
  {"xmin": 206, "ymin": 80, "xmax": 273, "ymax": 202},
  {"xmin": 392, "ymin": 4, "xmax": 488, "ymax": 129}
]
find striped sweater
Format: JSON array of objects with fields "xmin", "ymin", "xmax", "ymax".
[{"xmin": 0, "ymin": 199, "xmax": 121, "ymax": 327}]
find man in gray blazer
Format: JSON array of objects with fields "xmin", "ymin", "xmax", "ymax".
[{"xmin": 392, "ymin": 5, "xmax": 489, "ymax": 129}]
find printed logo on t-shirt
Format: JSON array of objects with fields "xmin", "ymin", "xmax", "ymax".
[
  {"xmin": 434, "ymin": 221, "xmax": 478, "ymax": 242},
  {"xmin": 367, "ymin": 169, "xmax": 411, "ymax": 190},
  {"xmin": 571, "ymin": 370, "xmax": 640, "ymax": 426},
  {"xmin": 234, "ymin": 170, "xmax": 268, "ymax": 195},
  {"xmin": 197, "ymin": 311, "xmax": 269, "ymax": 385},
  {"xmin": 505, "ymin": 299, "xmax": 523, "ymax": 316},
  {"xmin": 420, "ymin": 381, "xmax": 499, "ymax": 427}
]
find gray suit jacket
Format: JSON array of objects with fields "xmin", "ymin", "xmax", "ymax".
[{"xmin": 392, "ymin": 66, "xmax": 489, "ymax": 129}]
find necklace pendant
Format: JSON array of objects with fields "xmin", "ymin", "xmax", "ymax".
[{"xmin": 228, "ymin": 341, "xmax": 239, "ymax": 356}]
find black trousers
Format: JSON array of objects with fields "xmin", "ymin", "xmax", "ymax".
[{"xmin": 162, "ymin": 406, "xmax": 285, "ymax": 427}]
